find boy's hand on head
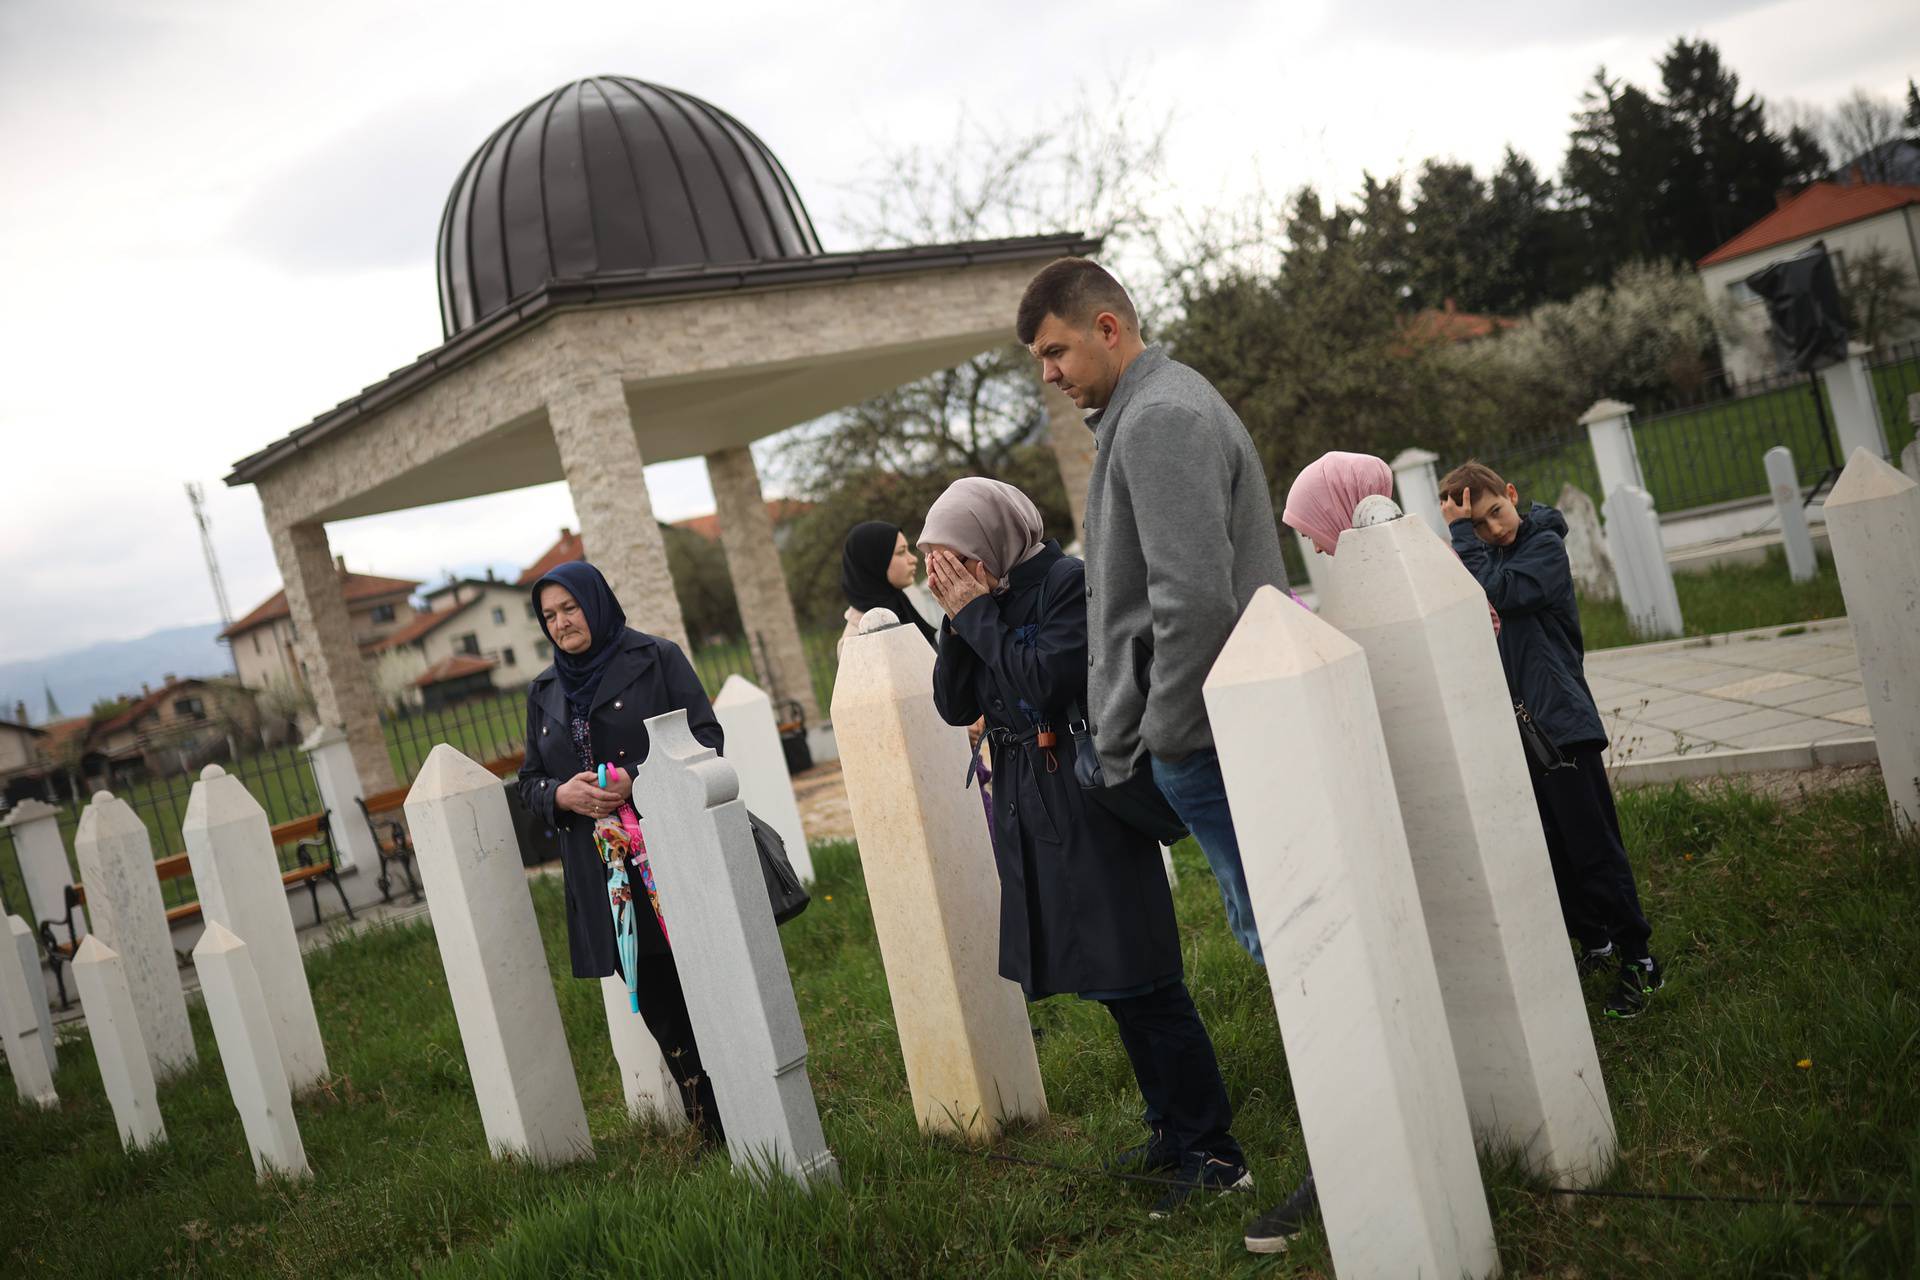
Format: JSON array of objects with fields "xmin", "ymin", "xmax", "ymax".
[{"xmin": 1439, "ymin": 487, "xmax": 1472, "ymax": 525}]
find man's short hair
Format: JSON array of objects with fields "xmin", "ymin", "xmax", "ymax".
[
  {"xmin": 1016, "ymin": 257, "xmax": 1139, "ymax": 345},
  {"xmin": 1437, "ymin": 459, "xmax": 1511, "ymax": 507}
]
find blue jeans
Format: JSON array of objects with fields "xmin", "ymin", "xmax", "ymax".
[{"xmin": 1151, "ymin": 748, "xmax": 1264, "ymax": 965}]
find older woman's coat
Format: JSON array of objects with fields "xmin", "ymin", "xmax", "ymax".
[
  {"xmin": 517, "ymin": 628, "xmax": 723, "ymax": 978},
  {"xmin": 931, "ymin": 541, "xmax": 1181, "ymax": 999}
]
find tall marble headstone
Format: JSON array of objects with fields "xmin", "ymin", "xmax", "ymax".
[
  {"xmin": 2, "ymin": 799, "xmax": 85, "ymax": 940},
  {"xmin": 712, "ymin": 675, "xmax": 814, "ymax": 884},
  {"xmin": 1603, "ymin": 486, "xmax": 1684, "ymax": 640},
  {"xmin": 601, "ymin": 976, "xmax": 686, "ymax": 1128},
  {"xmin": 0, "ymin": 914, "xmax": 59, "ymax": 1107},
  {"xmin": 1763, "ymin": 447, "xmax": 1818, "ymax": 583},
  {"xmin": 193, "ymin": 923, "xmax": 311, "ymax": 1181},
  {"xmin": 72, "ymin": 937, "xmax": 166, "ymax": 1151},
  {"xmin": 1556, "ymin": 484, "xmax": 1620, "ymax": 602}
]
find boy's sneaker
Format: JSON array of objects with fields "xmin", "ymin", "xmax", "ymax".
[
  {"xmin": 1604, "ymin": 955, "xmax": 1664, "ymax": 1019},
  {"xmin": 1244, "ymin": 1172, "xmax": 1318, "ymax": 1254},
  {"xmin": 1147, "ymin": 1153, "xmax": 1252, "ymax": 1219},
  {"xmin": 1575, "ymin": 941, "xmax": 1616, "ymax": 979},
  {"xmin": 1107, "ymin": 1128, "xmax": 1179, "ymax": 1176}
]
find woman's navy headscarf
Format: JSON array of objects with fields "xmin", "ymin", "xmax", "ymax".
[
  {"xmin": 532, "ymin": 561, "xmax": 628, "ymax": 715},
  {"xmin": 840, "ymin": 521, "xmax": 936, "ymax": 648}
]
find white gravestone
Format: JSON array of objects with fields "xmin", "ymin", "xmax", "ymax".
[
  {"xmin": 1391, "ymin": 446, "xmax": 1447, "ymax": 540},
  {"xmin": 193, "ymin": 923, "xmax": 311, "ymax": 1181},
  {"xmin": 0, "ymin": 914, "xmax": 59, "ymax": 1106},
  {"xmin": 1556, "ymin": 485, "xmax": 1620, "ymax": 602},
  {"xmin": 712, "ymin": 675, "xmax": 814, "ymax": 885},
  {"xmin": 830, "ymin": 611, "xmax": 1048, "ymax": 1142},
  {"xmin": 1763, "ymin": 447, "xmax": 1818, "ymax": 583},
  {"xmin": 183, "ymin": 765, "xmax": 328, "ymax": 1093},
  {"xmin": 72, "ymin": 937, "xmax": 166, "ymax": 1151},
  {"xmin": 1204, "ymin": 587, "xmax": 1499, "ymax": 1280},
  {"xmin": 637, "ymin": 710, "xmax": 838, "ymax": 1186},
  {"xmin": 1603, "ymin": 486, "xmax": 1684, "ymax": 640},
  {"xmin": 1822, "ymin": 449, "xmax": 1920, "ymax": 833},
  {"xmin": 2, "ymin": 799, "xmax": 85, "ymax": 940},
  {"xmin": 404, "ymin": 745, "xmax": 592, "ymax": 1165},
  {"xmin": 72, "ymin": 792, "xmax": 196, "ymax": 1082},
  {"xmin": 1819, "ymin": 344, "xmax": 1888, "ymax": 461},
  {"xmin": 1900, "ymin": 438, "xmax": 1920, "ymax": 485},
  {"xmin": 601, "ymin": 975, "xmax": 686, "ymax": 1127},
  {"xmin": 1319, "ymin": 516, "xmax": 1617, "ymax": 1186}
]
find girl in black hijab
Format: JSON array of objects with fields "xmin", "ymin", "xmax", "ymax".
[{"xmin": 839, "ymin": 521, "xmax": 938, "ymax": 650}]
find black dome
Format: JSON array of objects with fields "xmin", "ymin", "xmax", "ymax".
[{"xmin": 436, "ymin": 77, "xmax": 824, "ymax": 337}]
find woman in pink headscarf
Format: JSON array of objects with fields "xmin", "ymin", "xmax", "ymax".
[{"xmin": 1283, "ymin": 451, "xmax": 1500, "ymax": 633}]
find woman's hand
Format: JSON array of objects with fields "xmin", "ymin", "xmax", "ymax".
[
  {"xmin": 927, "ymin": 549, "xmax": 989, "ymax": 616},
  {"xmin": 968, "ymin": 716, "xmax": 986, "ymax": 750},
  {"xmin": 555, "ymin": 771, "xmax": 620, "ymax": 819}
]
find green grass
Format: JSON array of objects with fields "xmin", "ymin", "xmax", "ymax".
[
  {"xmin": 4, "ymin": 779, "xmax": 1916, "ymax": 1277},
  {"xmin": 1580, "ymin": 547, "xmax": 1850, "ymax": 650}
]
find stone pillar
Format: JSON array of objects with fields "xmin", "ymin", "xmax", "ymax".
[
  {"xmin": 1602, "ymin": 486, "xmax": 1685, "ymax": 640},
  {"xmin": 1319, "ymin": 516, "xmax": 1617, "ymax": 1187},
  {"xmin": 0, "ymin": 915, "xmax": 58, "ymax": 1107},
  {"xmin": 193, "ymin": 923, "xmax": 311, "ymax": 1181},
  {"xmin": 637, "ymin": 710, "xmax": 837, "ymax": 1186},
  {"xmin": 831, "ymin": 612, "xmax": 1047, "ymax": 1142},
  {"xmin": 707, "ymin": 445, "xmax": 818, "ymax": 724},
  {"xmin": 600, "ymin": 976, "xmax": 687, "ymax": 1127},
  {"xmin": 405, "ymin": 745, "xmax": 592, "ymax": 1164},
  {"xmin": 302, "ymin": 725, "xmax": 377, "ymax": 875},
  {"xmin": 1202, "ymin": 587, "xmax": 1498, "ymax": 1279},
  {"xmin": 1390, "ymin": 447, "xmax": 1446, "ymax": 540},
  {"xmin": 183, "ymin": 765, "xmax": 328, "ymax": 1093},
  {"xmin": 1819, "ymin": 343, "xmax": 1888, "ymax": 462},
  {"xmin": 1556, "ymin": 485, "xmax": 1619, "ymax": 602},
  {"xmin": 1581, "ymin": 399, "xmax": 1643, "ymax": 502},
  {"xmin": 3, "ymin": 799, "xmax": 83, "ymax": 936},
  {"xmin": 1763, "ymin": 447, "xmax": 1818, "ymax": 583},
  {"xmin": 1042, "ymin": 381, "xmax": 1096, "ymax": 540},
  {"xmin": 268, "ymin": 520, "xmax": 396, "ymax": 794},
  {"xmin": 72, "ymin": 937, "xmax": 167, "ymax": 1151},
  {"xmin": 548, "ymin": 374, "xmax": 690, "ymax": 653},
  {"xmin": 73, "ymin": 792, "xmax": 196, "ymax": 1082},
  {"xmin": 1822, "ymin": 449, "xmax": 1920, "ymax": 832},
  {"xmin": 712, "ymin": 675, "xmax": 813, "ymax": 884}
]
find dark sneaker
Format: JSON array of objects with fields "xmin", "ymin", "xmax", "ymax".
[
  {"xmin": 1107, "ymin": 1128, "xmax": 1179, "ymax": 1176},
  {"xmin": 1244, "ymin": 1172, "xmax": 1318, "ymax": 1254},
  {"xmin": 1575, "ymin": 941, "xmax": 1617, "ymax": 979},
  {"xmin": 1148, "ymin": 1154, "xmax": 1253, "ymax": 1218},
  {"xmin": 1604, "ymin": 956, "xmax": 1664, "ymax": 1019}
]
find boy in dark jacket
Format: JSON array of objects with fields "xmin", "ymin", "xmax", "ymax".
[{"xmin": 1439, "ymin": 461, "xmax": 1663, "ymax": 1019}]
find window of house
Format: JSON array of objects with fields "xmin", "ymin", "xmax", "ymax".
[
  {"xmin": 252, "ymin": 633, "xmax": 261, "ymax": 654},
  {"xmin": 525, "ymin": 602, "xmax": 538, "ymax": 619},
  {"xmin": 370, "ymin": 603, "xmax": 396, "ymax": 624},
  {"xmin": 457, "ymin": 633, "xmax": 481, "ymax": 656},
  {"xmin": 491, "ymin": 606, "xmax": 506, "ymax": 624},
  {"xmin": 174, "ymin": 697, "xmax": 205, "ymax": 719},
  {"xmin": 502, "ymin": 647, "xmax": 516, "ymax": 666},
  {"xmin": 535, "ymin": 640, "xmax": 551, "ymax": 659}
]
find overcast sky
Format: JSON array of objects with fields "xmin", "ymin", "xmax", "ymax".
[{"xmin": 0, "ymin": 0, "xmax": 1910, "ymax": 665}]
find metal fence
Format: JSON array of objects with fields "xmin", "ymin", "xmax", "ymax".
[
  {"xmin": 381, "ymin": 690, "xmax": 527, "ymax": 782},
  {"xmin": 1631, "ymin": 372, "xmax": 1840, "ymax": 511},
  {"xmin": 1867, "ymin": 337, "xmax": 1920, "ymax": 460},
  {"xmin": 688, "ymin": 627, "xmax": 845, "ymax": 719}
]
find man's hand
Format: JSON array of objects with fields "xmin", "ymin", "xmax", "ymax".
[
  {"xmin": 1439, "ymin": 486, "xmax": 1473, "ymax": 525},
  {"xmin": 926, "ymin": 549, "xmax": 989, "ymax": 616}
]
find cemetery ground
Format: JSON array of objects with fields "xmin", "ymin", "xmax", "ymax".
[{"xmin": 2, "ymin": 774, "xmax": 1915, "ymax": 1277}]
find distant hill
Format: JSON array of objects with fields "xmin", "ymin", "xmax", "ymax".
[{"xmin": 0, "ymin": 624, "xmax": 232, "ymax": 724}]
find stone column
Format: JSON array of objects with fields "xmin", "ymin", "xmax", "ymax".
[
  {"xmin": 548, "ymin": 374, "xmax": 690, "ymax": 653},
  {"xmin": 302, "ymin": 725, "xmax": 377, "ymax": 875},
  {"xmin": 268, "ymin": 520, "xmax": 396, "ymax": 794},
  {"xmin": 1202, "ymin": 587, "xmax": 1498, "ymax": 1279},
  {"xmin": 600, "ymin": 976, "xmax": 687, "ymax": 1127},
  {"xmin": 404, "ymin": 744, "xmax": 592, "ymax": 1165},
  {"xmin": 193, "ymin": 923, "xmax": 312, "ymax": 1181},
  {"xmin": 183, "ymin": 765, "xmax": 329, "ymax": 1093},
  {"xmin": 831, "ymin": 612, "xmax": 1047, "ymax": 1142},
  {"xmin": 73, "ymin": 792, "xmax": 196, "ymax": 1082},
  {"xmin": 1602, "ymin": 486, "xmax": 1685, "ymax": 640},
  {"xmin": 1390, "ymin": 447, "xmax": 1446, "ymax": 540},
  {"xmin": 1042, "ymin": 381, "xmax": 1096, "ymax": 540},
  {"xmin": 1763, "ymin": 447, "xmax": 1818, "ymax": 583},
  {"xmin": 712, "ymin": 675, "xmax": 813, "ymax": 884},
  {"xmin": 706, "ymin": 445, "xmax": 818, "ymax": 723},
  {"xmin": 3, "ymin": 799, "xmax": 84, "ymax": 937},
  {"xmin": 1582, "ymin": 399, "xmax": 1643, "ymax": 502},
  {"xmin": 73, "ymin": 937, "xmax": 167, "ymax": 1151},
  {"xmin": 1319, "ymin": 516, "xmax": 1617, "ymax": 1187},
  {"xmin": 1822, "ymin": 449, "xmax": 1920, "ymax": 832},
  {"xmin": 0, "ymin": 914, "xmax": 58, "ymax": 1106},
  {"xmin": 1819, "ymin": 343, "xmax": 1888, "ymax": 462}
]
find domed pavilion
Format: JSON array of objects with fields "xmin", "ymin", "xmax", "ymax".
[{"xmin": 226, "ymin": 77, "xmax": 1096, "ymax": 795}]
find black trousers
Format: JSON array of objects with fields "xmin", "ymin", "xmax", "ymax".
[
  {"xmin": 1100, "ymin": 980, "xmax": 1243, "ymax": 1166},
  {"xmin": 1529, "ymin": 745, "xmax": 1653, "ymax": 960},
  {"xmin": 624, "ymin": 950, "xmax": 724, "ymax": 1142}
]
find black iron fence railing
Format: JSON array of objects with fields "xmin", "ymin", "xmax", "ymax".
[
  {"xmin": 381, "ymin": 690, "xmax": 527, "ymax": 782},
  {"xmin": 1866, "ymin": 338, "xmax": 1920, "ymax": 460},
  {"xmin": 1632, "ymin": 373, "xmax": 1840, "ymax": 511}
]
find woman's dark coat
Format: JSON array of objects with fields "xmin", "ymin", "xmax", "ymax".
[
  {"xmin": 518, "ymin": 628, "xmax": 724, "ymax": 978},
  {"xmin": 1451, "ymin": 503, "xmax": 1608, "ymax": 751},
  {"xmin": 931, "ymin": 541, "xmax": 1181, "ymax": 1000}
]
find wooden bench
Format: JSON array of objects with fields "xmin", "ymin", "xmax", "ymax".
[
  {"xmin": 356, "ymin": 786, "xmax": 423, "ymax": 905},
  {"xmin": 38, "ymin": 809, "xmax": 355, "ymax": 1009}
]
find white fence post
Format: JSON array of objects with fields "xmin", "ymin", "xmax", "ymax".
[
  {"xmin": 1819, "ymin": 344, "xmax": 1888, "ymax": 462},
  {"xmin": 1390, "ymin": 447, "xmax": 1447, "ymax": 539},
  {"xmin": 1603, "ymin": 486, "xmax": 1685, "ymax": 640},
  {"xmin": 193, "ymin": 923, "xmax": 311, "ymax": 1181},
  {"xmin": 1582, "ymin": 399, "xmax": 1643, "ymax": 502},
  {"xmin": 72, "ymin": 937, "xmax": 167, "ymax": 1151},
  {"xmin": 712, "ymin": 675, "xmax": 813, "ymax": 885},
  {"xmin": 1763, "ymin": 447, "xmax": 1818, "ymax": 582}
]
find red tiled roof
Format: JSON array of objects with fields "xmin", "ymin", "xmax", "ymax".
[
  {"xmin": 516, "ymin": 529, "xmax": 584, "ymax": 587},
  {"xmin": 95, "ymin": 677, "xmax": 219, "ymax": 736},
  {"xmin": 370, "ymin": 598, "xmax": 477, "ymax": 652},
  {"xmin": 222, "ymin": 571, "xmax": 422, "ymax": 639},
  {"xmin": 413, "ymin": 654, "xmax": 497, "ymax": 687},
  {"xmin": 1698, "ymin": 182, "xmax": 1920, "ymax": 267},
  {"xmin": 517, "ymin": 501, "xmax": 815, "ymax": 587},
  {"xmin": 1400, "ymin": 299, "xmax": 1518, "ymax": 347},
  {"xmin": 41, "ymin": 716, "xmax": 92, "ymax": 759}
]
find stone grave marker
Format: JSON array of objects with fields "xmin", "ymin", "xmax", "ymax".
[
  {"xmin": 712, "ymin": 674, "xmax": 814, "ymax": 884},
  {"xmin": 0, "ymin": 914, "xmax": 59, "ymax": 1107},
  {"xmin": 1557, "ymin": 484, "xmax": 1619, "ymax": 601},
  {"xmin": 1603, "ymin": 486, "xmax": 1684, "ymax": 639},
  {"xmin": 72, "ymin": 937, "xmax": 166, "ymax": 1151},
  {"xmin": 1763, "ymin": 447, "xmax": 1818, "ymax": 582},
  {"xmin": 193, "ymin": 923, "xmax": 311, "ymax": 1181},
  {"xmin": 601, "ymin": 975, "xmax": 686, "ymax": 1127}
]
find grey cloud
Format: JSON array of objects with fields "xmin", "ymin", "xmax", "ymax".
[{"xmin": 1326, "ymin": 0, "xmax": 1782, "ymax": 51}]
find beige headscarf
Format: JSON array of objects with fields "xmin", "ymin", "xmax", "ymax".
[{"xmin": 918, "ymin": 477, "xmax": 1048, "ymax": 582}]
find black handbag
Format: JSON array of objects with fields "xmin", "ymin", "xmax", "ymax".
[
  {"xmin": 749, "ymin": 810, "xmax": 810, "ymax": 925},
  {"xmin": 1064, "ymin": 713, "xmax": 1191, "ymax": 846},
  {"xmin": 1513, "ymin": 701, "xmax": 1573, "ymax": 773}
]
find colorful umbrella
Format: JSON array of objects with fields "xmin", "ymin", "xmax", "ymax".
[{"xmin": 592, "ymin": 763, "xmax": 665, "ymax": 1014}]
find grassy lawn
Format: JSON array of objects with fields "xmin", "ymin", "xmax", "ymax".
[
  {"xmin": 1581, "ymin": 548, "xmax": 1850, "ymax": 650},
  {"xmin": 3, "ymin": 777, "xmax": 1915, "ymax": 1276}
]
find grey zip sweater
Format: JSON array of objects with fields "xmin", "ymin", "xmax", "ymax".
[{"xmin": 1082, "ymin": 345, "xmax": 1290, "ymax": 780}]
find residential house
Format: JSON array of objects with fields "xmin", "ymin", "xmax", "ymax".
[
  {"xmin": 1699, "ymin": 181, "xmax": 1920, "ymax": 382},
  {"xmin": 0, "ymin": 709, "xmax": 47, "ymax": 803},
  {"xmin": 89, "ymin": 675, "xmax": 259, "ymax": 778},
  {"xmin": 222, "ymin": 558, "xmax": 423, "ymax": 693},
  {"xmin": 369, "ymin": 574, "xmax": 546, "ymax": 709}
]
